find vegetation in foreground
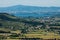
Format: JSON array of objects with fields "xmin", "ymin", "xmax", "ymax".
[{"xmin": 0, "ymin": 13, "xmax": 60, "ymax": 40}]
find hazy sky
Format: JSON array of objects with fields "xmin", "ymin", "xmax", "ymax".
[{"xmin": 0, "ymin": 0, "xmax": 60, "ymax": 7}]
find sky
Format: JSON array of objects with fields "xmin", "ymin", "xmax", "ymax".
[{"xmin": 0, "ymin": 0, "xmax": 60, "ymax": 7}]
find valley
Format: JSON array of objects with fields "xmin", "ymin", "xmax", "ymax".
[
  {"xmin": 0, "ymin": 5, "xmax": 60, "ymax": 40},
  {"xmin": 0, "ymin": 13, "xmax": 60, "ymax": 40}
]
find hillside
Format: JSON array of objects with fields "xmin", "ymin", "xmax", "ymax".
[
  {"xmin": 0, "ymin": 13, "xmax": 60, "ymax": 39},
  {"xmin": 0, "ymin": 13, "xmax": 60, "ymax": 33},
  {"xmin": 0, "ymin": 5, "xmax": 60, "ymax": 12},
  {"xmin": 0, "ymin": 5, "xmax": 60, "ymax": 17},
  {"xmin": 0, "ymin": 13, "xmax": 43, "ymax": 31},
  {"xmin": 0, "ymin": 13, "xmax": 20, "ymax": 21}
]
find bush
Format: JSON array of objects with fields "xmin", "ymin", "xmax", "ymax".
[{"xmin": 10, "ymin": 34, "xmax": 19, "ymax": 37}]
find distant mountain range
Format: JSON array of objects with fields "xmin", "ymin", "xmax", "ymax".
[{"xmin": 0, "ymin": 5, "xmax": 60, "ymax": 17}]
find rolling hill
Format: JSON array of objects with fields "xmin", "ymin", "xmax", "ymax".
[{"xmin": 0, "ymin": 5, "xmax": 60, "ymax": 17}]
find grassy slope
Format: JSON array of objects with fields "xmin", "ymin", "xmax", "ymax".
[{"xmin": 0, "ymin": 13, "xmax": 60, "ymax": 39}]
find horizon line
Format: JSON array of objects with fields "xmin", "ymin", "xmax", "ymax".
[{"xmin": 0, "ymin": 5, "xmax": 60, "ymax": 8}]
